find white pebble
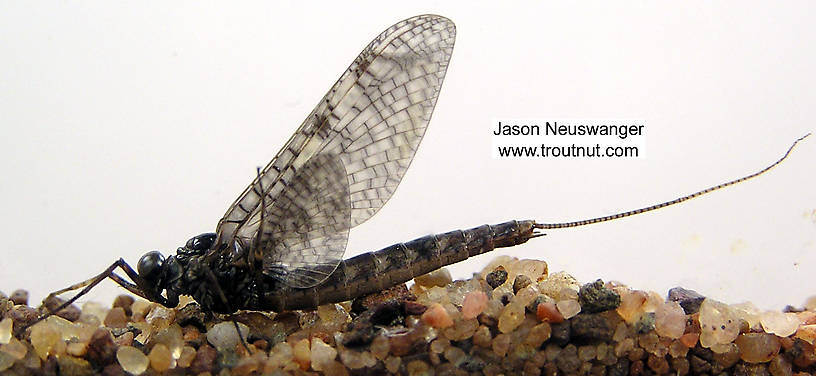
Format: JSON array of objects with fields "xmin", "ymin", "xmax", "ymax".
[
  {"xmin": 760, "ymin": 310, "xmax": 801, "ymax": 337},
  {"xmin": 538, "ymin": 271, "xmax": 580, "ymax": 300},
  {"xmin": 655, "ymin": 301, "xmax": 686, "ymax": 339},
  {"xmin": 117, "ymin": 346, "xmax": 149, "ymax": 375},
  {"xmin": 699, "ymin": 299, "xmax": 740, "ymax": 348},
  {"xmin": 206, "ymin": 321, "xmax": 250, "ymax": 350},
  {"xmin": 310, "ymin": 337, "xmax": 337, "ymax": 371},
  {"xmin": 732, "ymin": 302, "xmax": 762, "ymax": 330},
  {"xmin": 0, "ymin": 318, "xmax": 12, "ymax": 345},
  {"xmin": 414, "ymin": 268, "xmax": 453, "ymax": 287},
  {"xmin": 317, "ymin": 304, "xmax": 351, "ymax": 327},
  {"xmin": 556, "ymin": 299, "xmax": 581, "ymax": 319}
]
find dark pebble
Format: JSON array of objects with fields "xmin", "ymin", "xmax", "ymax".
[
  {"xmin": 344, "ymin": 300, "xmax": 405, "ymax": 346},
  {"xmin": 404, "ymin": 301, "xmax": 427, "ymax": 316},
  {"xmin": 387, "ymin": 324, "xmax": 434, "ymax": 357},
  {"xmin": 670, "ymin": 357, "xmax": 690, "ymax": 375},
  {"xmin": 790, "ymin": 338, "xmax": 816, "ymax": 368},
  {"xmin": 10, "ymin": 289, "xmax": 28, "ymax": 306},
  {"xmin": 42, "ymin": 295, "xmax": 81, "ymax": 322},
  {"xmin": 500, "ymin": 293, "xmax": 513, "ymax": 306},
  {"xmin": 461, "ymin": 355, "xmax": 486, "ymax": 372},
  {"xmin": 343, "ymin": 313, "xmax": 377, "ymax": 346},
  {"xmin": 667, "ymin": 287, "xmax": 706, "ymax": 314},
  {"xmin": 486, "ymin": 266, "xmax": 508, "ymax": 289},
  {"xmin": 42, "ymin": 355, "xmax": 58, "ymax": 376},
  {"xmin": 477, "ymin": 313, "xmax": 498, "ymax": 328},
  {"xmin": 782, "ymin": 304, "xmax": 802, "ymax": 313},
  {"xmin": 101, "ymin": 364, "xmax": 126, "ymax": 376},
  {"xmin": 712, "ymin": 345, "xmax": 740, "ymax": 372},
  {"xmin": 734, "ymin": 363, "xmax": 770, "ymax": 376},
  {"xmin": 549, "ymin": 321, "xmax": 571, "ymax": 346},
  {"xmin": 513, "ymin": 274, "xmax": 532, "ymax": 294},
  {"xmin": 387, "ymin": 330, "xmax": 415, "ymax": 357},
  {"xmin": 176, "ymin": 302, "xmax": 211, "ymax": 332},
  {"xmin": 253, "ymin": 338, "xmax": 269, "ymax": 351},
  {"xmin": 570, "ymin": 313, "xmax": 614, "ymax": 341},
  {"xmin": 9, "ymin": 304, "xmax": 38, "ymax": 328},
  {"xmin": 689, "ymin": 354, "xmax": 712, "ymax": 374},
  {"xmin": 371, "ymin": 300, "xmax": 405, "ymax": 326},
  {"xmin": 769, "ymin": 356, "xmax": 792, "ymax": 376},
  {"xmin": 452, "ymin": 339, "xmax": 474, "ymax": 355},
  {"xmin": 86, "ymin": 328, "xmax": 117, "ymax": 365},
  {"xmin": 181, "ymin": 325, "xmax": 203, "ymax": 347},
  {"xmin": 435, "ymin": 363, "xmax": 463, "ymax": 375},
  {"xmin": 351, "ymin": 283, "xmax": 414, "ymax": 314},
  {"xmin": 554, "ymin": 344, "xmax": 580, "ymax": 373},
  {"xmin": 630, "ymin": 359, "xmax": 644, "ymax": 375},
  {"xmin": 689, "ymin": 345, "xmax": 714, "ymax": 361},
  {"xmin": 111, "ymin": 295, "xmax": 135, "ymax": 316},
  {"xmin": 0, "ymin": 298, "xmax": 13, "ymax": 320},
  {"xmin": 190, "ymin": 344, "xmax": 218, "ymax": 374},
  {"xmin": 57, "ymin": 355, "xmax": 94, "ymax": 376},
  {"xmin": 542, "ymin": 362, "xmax": 558, "ymax": 376},
  {"xmin": 578, "ymin": 279, "xmax": 620, "ymax": 313},
  {"xmin": 232, "ymin": 311, "xmax": 278, "ymax": 341},
  {"xmin": 628, "ymin": 347, "xmax": 645, "ymax": 361},
  {"xmin": 647, "ymin": 354, "xmax": 670, "ymax": 374},
  {"xmin": 608, "ymin": 358, "xmax": 630, "ymax": 376},
  {"xmin": 634, "ymin": 312, "xmax": 655, "ymax": 333}
]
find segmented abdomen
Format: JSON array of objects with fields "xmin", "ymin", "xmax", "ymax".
[{"xmin": 262, "ymin": 220, "xmax": 539, "ymax": 311}]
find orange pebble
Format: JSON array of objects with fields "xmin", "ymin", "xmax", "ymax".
[
  {"xmin": 679, "ymin": 333, "xmax": 699, "ymax": 348},
  {"xmin": 421, "ymin": 303, "xmax": 453, "ymax": 328},
  {"xmin": 462, "ymin": 291, "xmax": 488, "ymax": 320},
  {"xmin": 536, "ymin": 302, "xmax": 564, "ymax": 323}
]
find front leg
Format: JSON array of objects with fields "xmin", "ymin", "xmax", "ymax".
[{"xmin": 27, "ymin": 259, "xmax": 151, "ymax": 330}]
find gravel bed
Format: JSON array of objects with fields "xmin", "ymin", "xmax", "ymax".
[{"xmin": 1, "ymin": 255, "xmax": 815, "ymax": 375}]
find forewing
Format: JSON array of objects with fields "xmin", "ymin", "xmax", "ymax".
[{"xmin": 215, "ymin": 15, "xmax": 456, "ymax": 288}]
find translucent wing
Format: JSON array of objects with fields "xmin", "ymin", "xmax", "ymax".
[
  {"xmin": 259, "ymin": 153, "xmax": 352, "ymax": 288},
  {"xmin": 214, "ymin": 15, "xmax": 456, "ymax": 288}
]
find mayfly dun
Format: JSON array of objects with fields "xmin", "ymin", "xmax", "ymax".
[{"xmin": 34, "ymin": 15, "xmax": 808, "ymax": 328}]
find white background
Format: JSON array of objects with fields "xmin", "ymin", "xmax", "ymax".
[{"xmin": 1, "ymin": 2, "xmax": 814, "ymax": 311}]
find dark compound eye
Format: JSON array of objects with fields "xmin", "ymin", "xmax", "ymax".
[
  {"xmin": 185, "ymin": 233, "xmax": 216, "ymax": 252},
  {"xmin": 137, "ymin": 251, "xmax": 165, "ymax": 283}
]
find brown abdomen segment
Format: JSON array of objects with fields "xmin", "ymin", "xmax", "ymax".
[{"xmin": 263, "ymin": 220, "xmax": 539, "ymax": 311}]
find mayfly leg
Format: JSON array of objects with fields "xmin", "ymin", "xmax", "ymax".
[
  {"xmin": 194, "ymin": 263, "xmax": 251, "ymax": 352},
  {"xmin": 23, "ymin": 259, "xmax": 148, "ymax": 332}
]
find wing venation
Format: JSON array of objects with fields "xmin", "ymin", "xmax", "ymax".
[{"xmin": 214, "ymin": 15, "xmax": 456, "ymax": 288}]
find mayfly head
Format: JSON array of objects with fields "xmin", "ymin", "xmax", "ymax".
[
  {"xmin": 134, "ymin": 250, "xmax": 183, "ymax": 307},
  {"xmin": 133, "ymin": 232, "xmax": 217, "ymax": 306}
]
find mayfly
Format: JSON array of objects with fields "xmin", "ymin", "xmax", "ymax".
[{"xmin": 37, "ymin": 15, "xmax": 808, "ymax": 323}]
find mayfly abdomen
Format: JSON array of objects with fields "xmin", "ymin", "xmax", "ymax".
[
  {"xmin": 391, "ymin": 220, "xmax": 540, "ymax": 277},
  {"xmin": 264, "ymin": 220, "xmax": 539, "ymax": 311}
]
